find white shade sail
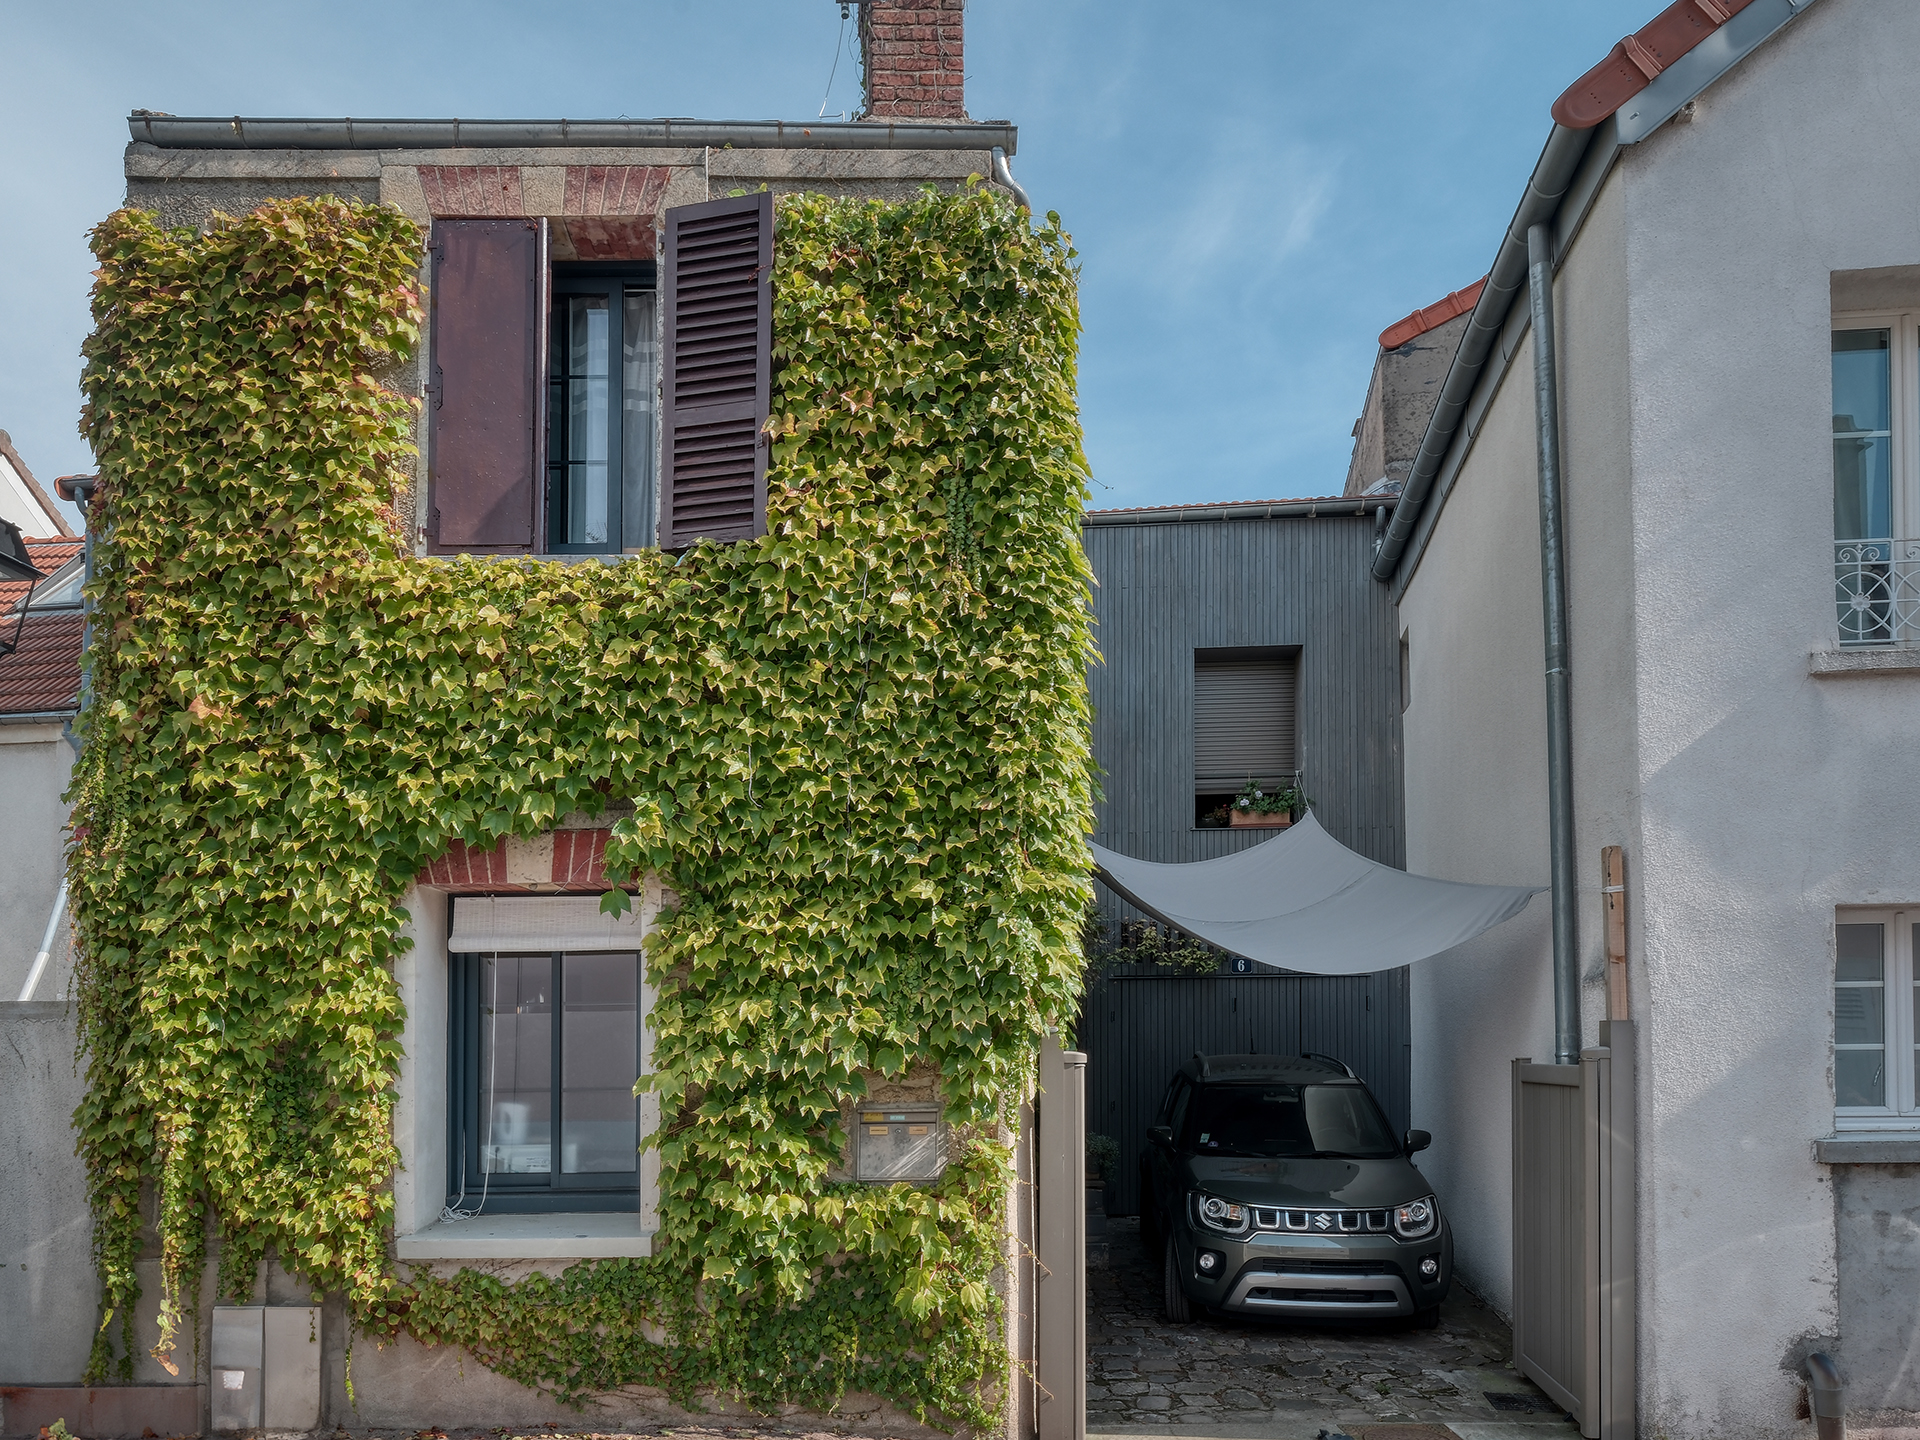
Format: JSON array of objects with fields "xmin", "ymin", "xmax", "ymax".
[{"xmin": 1092, "ymin": 813, "xmax": 1540, "ymax": 975}]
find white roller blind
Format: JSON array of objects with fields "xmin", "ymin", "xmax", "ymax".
[
  {"xmin": 449, "ymin": 895, "xmax": 644, "ymax": 954},
  {"xmin": 1194, "ymin": 658, "xmax": 1296, "ymax": 791}
]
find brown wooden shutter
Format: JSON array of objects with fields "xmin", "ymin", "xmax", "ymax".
[
  {"xmin": 1194, "ymin": 656, "xmax": 1298, "ymax": 792},
  {"xmin": 427, "ymin": 218, "xmax": 548, "ymax": 554},
  {"xmin": 658, "ymin": 192, "xmax": 772, "ymax": 548}
]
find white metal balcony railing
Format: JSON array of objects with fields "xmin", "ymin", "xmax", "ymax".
[{"xmin": 1835, "ymin": 539, "xmax": 1920, "ymax": 646}]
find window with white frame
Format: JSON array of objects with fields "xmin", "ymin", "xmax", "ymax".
[
  {"xmin": 1831, "ymin": 318, "xmax": 1920, "ymax": 646},
  {"xmin": 1834, "ymin": 912, "xmax": 1919, "ymax": 1128}
]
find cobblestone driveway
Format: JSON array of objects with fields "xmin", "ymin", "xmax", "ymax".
[{"xmin": 1087, "ymin": 1217, "xmax": 1580, "ymax": 1440}]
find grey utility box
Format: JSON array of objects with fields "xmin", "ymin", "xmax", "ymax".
[
  {"xmin": 855, "ymin": 1106, "xmax": 947, "ymax": 1183},
  {"xmin": 211, "ymin": 1305, "xmax": 321, "ymax": 1432}
]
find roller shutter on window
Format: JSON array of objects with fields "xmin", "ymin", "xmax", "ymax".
[
  {"xmin": 426, "ymin": 218, "xmax": 548, "ymax": 554},
  {"xmin": 658, "ymin": 191, "xmax": 772, "ymax": 547},
  {"xmin": 1194, "ymin": 656, "xmax": 1297, "ymax": 792}
]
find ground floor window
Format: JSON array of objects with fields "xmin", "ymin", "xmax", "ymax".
[
  {"xmin": 448, "ymin": 948, "xmax": 642, "ymax": 1211},
  {"xmin": 1835, "ymin": 911, "xmax": 1919, "ymax": 1128}
]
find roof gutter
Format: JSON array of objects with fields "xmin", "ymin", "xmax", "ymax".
[
  {"xmin": 127, "ymin": 114, "xmax": 1018, "ymax": 155},
  {"xmin": 1086, "ymin": 496, "xmax": 1395, "ymax": 527},
  {"xmin": 1371, "ymin": 0, "xmax": 1822, "ymax": 585}
]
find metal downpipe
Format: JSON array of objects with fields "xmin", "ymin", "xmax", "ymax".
[
  {"xmin": 991, "ymin": 147, "xmax": 1031, "ymax": 214},
  {"xmin": 1526, "ymin": 222, "xmax": 1580, "ymax": 1066}
]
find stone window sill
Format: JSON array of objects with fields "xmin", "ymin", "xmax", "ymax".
[
  {"xmin": 395, "ymin": 1212, "xmax": 653, "ymax": 1260},
  {"xmin": 1815, "ymin": 1134, "xmax": 1920, "ymax": 1164},
  {"xmin": 1809, "ymin": 649, "xmax": 1920, "ymax": 677}
]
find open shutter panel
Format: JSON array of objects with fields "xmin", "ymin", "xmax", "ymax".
[
  {"xmin": 1194, "ymin": 658, "xmax": 1297, "ymax": 791},
  {"xmin": 427, "ymin": 218, "xmax": 547, "ymax": 554},
  {"xmin": 659, "ymin": 191, "xmax": 772, "ymax": 547}
]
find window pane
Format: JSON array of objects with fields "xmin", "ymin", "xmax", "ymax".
[
  {"xmin": 1832, "ymin": 330, "xmax": 1892, "ymax": 541},
  {"xmin": 621, "ymin": 289, "xmax": 658, "ymax": 551},
  {"xmin": 566, "ymin": 297, "xmax": 611, "ymax": 546},
  {"xmin": 1837, "ymin": 923, "xmax": 1885, "ymax": 981},
  {"xmin": 1837, "ymin": 1050, "xmax": 1887, "ymax": 1109},
  {"xmin": 1835, "ymin": 922, "xmax": 1886, "ymax": 1108},
  {"xmin": 560, "ymin": 952, "xmax": 639, "ymax": 1174},
  {"xmin": 482, "ymin": 955, "xmax": 552, "ymax": 1173},
  {"xmin": 1836, "ymin": 984, "xmax": 1885, "ymax": 1046}
]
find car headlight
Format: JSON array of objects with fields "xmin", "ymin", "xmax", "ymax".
[
  {"xmin": 1191, "ymin": 1192, "xmax": 1251, "ymax": 1236},
  {"xmin": 1393, "ymin": 1195, "xmax": 1437, "ymax": 1240}
]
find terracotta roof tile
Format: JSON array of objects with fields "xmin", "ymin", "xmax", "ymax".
[
  {"xmin": 1378, "ymin": 278, "xmax": 1487, "ymax": 351},
  {"xmin": 0, "ymin": 539, "xmax": 82, "ymax": 615},
  {"xmin": 0, "ymin": 609, "xmax": 83, "ymax": 717},
  {"xmin": 1552, "ymin": 0, "xmax": 1755, "ymax": 131}
]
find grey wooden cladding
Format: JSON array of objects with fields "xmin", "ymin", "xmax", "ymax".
[
  {"xmin": 427, "ymin": 218, "xmax": 548, "ymax": 554},
  {"xmin": 659, "ymin": 192, "xmax": 771, "ymax": 547},
  {"xmin": 1193, "ymin": 655, "xmax": 1297, "ymax": 791},
  {"xmin": 1082, "ymin": 513, "xmax": 1404, "ymax": 871},
  {"xmin": 1080, "ymin": 512, "xmax": 1409, "ymax": 1217}
]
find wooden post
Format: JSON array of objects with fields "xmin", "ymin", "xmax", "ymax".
[{"xmin": 1602, "ymin": 846, "xmax": 1628, "ymax": 1022}]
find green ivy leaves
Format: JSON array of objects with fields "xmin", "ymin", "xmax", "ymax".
[{"xmin": 68, "ymin": 186, "xmax": 1093, "ymax": 1430}]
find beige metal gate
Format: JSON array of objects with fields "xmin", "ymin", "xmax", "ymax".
[
  {"xmin": 1512, "ymin": 1020, "xmax": 1635, "ymax": 1440},
  {"xmin": 1010, "ymin": 1033, "xmax": 1086, "ymax": 1440}
]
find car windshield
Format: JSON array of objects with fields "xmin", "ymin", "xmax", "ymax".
[{"xmin": 1183, "ymin": 1082, "xmax": 1400, "ymax": 1159}]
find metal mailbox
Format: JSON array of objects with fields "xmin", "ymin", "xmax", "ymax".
[
  {"xmin": 211, "ymin": 1307, "xmax": 262, "ymax": 1433},
  {"xmin": 855, "ymin": 1106, "xmax": 947, "ymax": 1183},
  {"xmin": 211, "ymin": 1304, "xmax": 321, "ymax": 1432}
]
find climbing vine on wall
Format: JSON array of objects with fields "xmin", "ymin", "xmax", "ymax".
[{"xmin": 69, "ymin": 187, "xmax": 1092, "ymax": 1426}]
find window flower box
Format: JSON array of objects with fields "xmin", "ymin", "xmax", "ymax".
[{"xmin": 1226, "ymin": 779, "xmax": 1303, "ymax": 829}]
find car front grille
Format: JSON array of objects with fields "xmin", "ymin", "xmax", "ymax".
[
  {"xmin": 1252, "ymin": 1206, "xmax": 1391, "ymax": 1234},
  {"xmin": 1258, "ymin": 1260, "xmax": 1399, "ymax": 1276},
  {"xmin": 1243, "ymin": 1284, "xmax": 1399, "ymax": 1305}
]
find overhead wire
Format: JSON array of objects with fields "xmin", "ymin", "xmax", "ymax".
[{"xmin": 818, "ymin": 2, "xmax": 854, "ymax": 121}]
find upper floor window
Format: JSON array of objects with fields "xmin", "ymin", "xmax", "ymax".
[
  {"xmin": 1835, "ymin": 912, "xmax": 1919, "ymax": 1129},
  {"xmin": 425, "ymin": 193, "xmax": 771, "ymax": 557},
  {"xmin": 1832, "ymin": 319, "xmax": 1920, "ymax": 646},
  {"xmin": 1192, "ymin": 646, "xmax": 1299, "ymax": 828},
  {"xmin": 547, "ymin": 272, "xmax": 656, "ymax": 553}
]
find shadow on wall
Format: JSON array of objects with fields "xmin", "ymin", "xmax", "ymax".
[{"xmin": 1409, "ymin": 892, "xmax": 1553, "ymax": 1320}]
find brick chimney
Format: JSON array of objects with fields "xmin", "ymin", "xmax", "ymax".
[{"xmin": 859, "ymin": 0, "xmax": 967, "ymax": 121}]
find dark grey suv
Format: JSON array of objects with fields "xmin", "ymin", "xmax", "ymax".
[{"xmin": 1139, "ymin": 1053, "xmax": 1451, "ymax": 1326}]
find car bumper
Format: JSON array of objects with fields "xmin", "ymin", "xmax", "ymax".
[{"xmin": 1176, "ymin": 1222, "xmax": 1453, "ymax": 1319}]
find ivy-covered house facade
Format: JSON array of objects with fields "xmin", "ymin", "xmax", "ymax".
[{"xmin": 1, "ymin": 8, "xmax": 1098, "ymax": 1436}]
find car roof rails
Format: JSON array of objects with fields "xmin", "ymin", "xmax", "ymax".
[
  {"xmin": 1300, "ymin": 1051, "xmax": 1356, "ymax": 1077},
  {"xmin": 1192, "ymin": 1051, "xmax": 1212, "ymax": 1080}
]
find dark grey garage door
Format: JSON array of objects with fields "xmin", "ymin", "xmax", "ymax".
[{"xmin": 1081, "ymin": 966, "xmax": 1410, "ymax": 1216}]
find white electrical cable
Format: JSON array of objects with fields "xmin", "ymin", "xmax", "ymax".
[
  {"xmin": 441, "ymin": 954, "xmax": 500, "ymax": 1222},
  {"xmin": 17, "ymin": 875, "xmax": 69, "ymax": 1002}
]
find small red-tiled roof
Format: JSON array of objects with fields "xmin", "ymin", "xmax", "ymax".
[
  {"xmin": 1378, "ymin": 278, "xmax": 1487, "ymax": 351},
  {"xmin": 0, "ymin": 610, "xmax": 84, "ymax": 717},
  {"xmin": 0, "ymin": 539, "xmax": 82, "ymax": 615}
]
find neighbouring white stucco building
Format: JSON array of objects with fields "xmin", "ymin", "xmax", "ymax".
[{"xmin": 1371, "ymin": 0, "xmax": 1920, "ymax": 1435}]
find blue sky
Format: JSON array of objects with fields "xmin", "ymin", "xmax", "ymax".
[{"xmin": 0, "ymin": 0, "xmax": 1656, "ymax": 526}]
